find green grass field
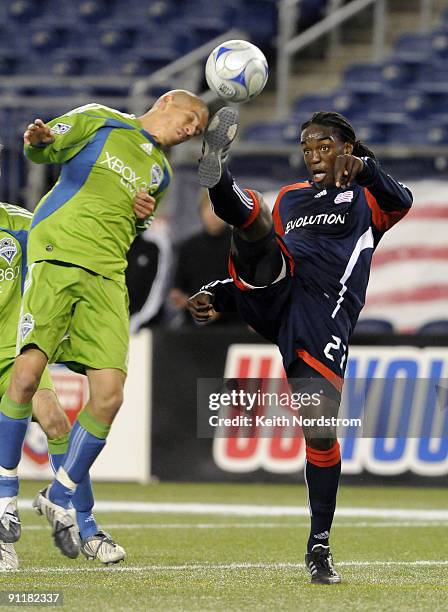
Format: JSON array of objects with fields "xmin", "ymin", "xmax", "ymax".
[{"xmin": 1, "ymin": 481, "xmax": 447, "ymax": 611}]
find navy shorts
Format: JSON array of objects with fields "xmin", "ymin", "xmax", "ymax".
[{"xmin": 229, "ymin": 240, "xmax": 351, "ymax": 392}]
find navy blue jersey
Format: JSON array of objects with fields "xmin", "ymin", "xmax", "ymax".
[{"xmin": 203, "ymin": 158, "xmax": 412, "ymax": 390}]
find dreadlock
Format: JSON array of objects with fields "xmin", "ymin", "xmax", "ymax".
[{"xmin": 301, "ymin": 111, "xmax": 376, "ymax": 160}]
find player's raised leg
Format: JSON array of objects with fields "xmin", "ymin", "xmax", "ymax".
[
  {"xmin": 32, "ymin": 387, "xmax": 125, "ymax": 563},
  {"xmin": 199, "ymin": 107, "xmax": 286, "ymax": 289}
]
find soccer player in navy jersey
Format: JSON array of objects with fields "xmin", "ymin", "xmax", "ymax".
[{"xmin": 189, "ymin": 108, "xmax": 412, "ymax": 584}]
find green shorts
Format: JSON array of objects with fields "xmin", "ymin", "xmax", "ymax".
[
  {"xmin": 18, "ymin": 261, "xmax": 129, "ymax": 374},
  {"xmin": 0, "ymin": 351, "xmax": 54, "ymax": 398}
]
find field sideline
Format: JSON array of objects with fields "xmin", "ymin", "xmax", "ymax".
[{"xmin": 1, "ymin": 481, "xmax": 447, "ymax": 611}]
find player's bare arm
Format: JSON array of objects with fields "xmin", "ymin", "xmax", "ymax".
[
  {"xmin": 23, "ymin": 119, "xmax": 55, "ymax": 146},
  {"xmin": 334, "ymin": 154, "xmax": 364, "ymax": 188}
]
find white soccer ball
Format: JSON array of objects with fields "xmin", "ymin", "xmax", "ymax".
[{"xmin": 205, "ymin": 39, "xmax": 269, "ymax": 103}]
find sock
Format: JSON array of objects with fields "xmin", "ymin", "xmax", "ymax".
[
  {"xmin": 305, "ymin": 442, "xmax": 341, "ymax": 553},
  {"xmin": 0, "ymin": 394, "xmax": 32, "ymax": 478},
  {"xmin": 49, "ymin": 437, "xmax": 99, "ymax": 540},
  {"xmin": 49, "ymin": 409, "xmax": 109, "ymax": 509},
  {"xmin": 209, "ymin": 168, "xmax": 259, "ymax": 227}
]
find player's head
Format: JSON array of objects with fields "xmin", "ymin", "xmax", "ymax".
[
  {"xmin": 300, "ymin": 111, "xmax": 376, "ymax": 187},
  {"xmin": 141, "ymin": 89, "xmax": 209, "ymax": 147}
]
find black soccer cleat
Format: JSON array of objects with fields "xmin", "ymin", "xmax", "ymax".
[
  {"xmin": 305, "ymin": 544, "xmax": 341, "ymax": 585},
  {"xmin": 198, "ymin": 106, "xmax": 239, "ymax": 188},
  {"xmin": 0, "ymin": 499, "xmax": 21, "ymax": 544}
]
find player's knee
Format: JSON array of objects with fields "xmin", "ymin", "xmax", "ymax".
[{"xmin": 236, "ymin": 195, "xmax": 272, "ymax": 241}]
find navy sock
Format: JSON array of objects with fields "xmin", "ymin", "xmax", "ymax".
[
  {"xmin": 209, "ymin": 168, "xmax": 258, "ymax": 227},
  {"xmin": 305, "ymin": 444, "xmax": 341, "ymax": 553},
  {"xmin": 49, "ymin": 419, "xmax": 107, "ymax": 509},
  {"xmin": 50, "ymin": 452, "xmax": 98, "ymax": 539}
]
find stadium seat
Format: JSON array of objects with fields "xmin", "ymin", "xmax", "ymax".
[
  {"xmin": 6, "ymin": 0, "xmax": 39, "ymax": 22},
  {"xmin": 235, "ymin": 0, "xmax": 278, "ymax": 45},
  {"xmin": 393, "ymin": 33, "xmax": 433, "ymax": 62},
  {"xmin": 353, "ymin": 319, "xmax": 394, "ymax": 334},
  {"xmin": 431, "ymin": 27, "xmax": 448, "ymax": 60},
  {"xmin": 243, "ymin": 121, "xmax": 300, "ymax": 143},
  {"xmin": 381, "ymin": 59, "xmax": 417, "ymax": 87},
  {"xmin": 77, "ymin": 0, "xmax": 109, "ymax": 23},
  {"xmin": 385, "ymin": 122, "xmax": 448, "ymax": 145},
  {"xmin": 297, "ymin": 0, "xmax": 327, "ymax": 30},
  {"xmin": 417, "ymin": 320, "xmax": 448, "ymax": 335},
  {"xmin": 342, "ymin": 63, "xmax": 386, "ymax": 94},
  {"xmin": 416, "ymin": 61, "xmax": 448, "ymax": 94}
]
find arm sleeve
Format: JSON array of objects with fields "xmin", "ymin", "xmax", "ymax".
[
  {"xmin": 200, "ymin": 278, "xmax": 239, "ymax": 313},
  {"xmin": 24, "ymin": 112, "xmax": 104, "ymax": 165},
  {"xmin": 356, "ymin": 157, "xmax": 413, "ymax": 231}
]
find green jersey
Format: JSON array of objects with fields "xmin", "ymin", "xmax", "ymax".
[
  {"xmin": 25, "ymin": 103, "xmax": 172, "ymax": 281},
  {"xmin": 0, "ymin": 203, "xmax": 33, "ymax": 356}
]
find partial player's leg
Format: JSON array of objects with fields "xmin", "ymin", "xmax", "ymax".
[
  {"xmin": 199, "ymin": 107, "xmax": 286, "ymax": 288},
  {"xmin": 0, "ymin": 348, "xmax": 47, "ymax": 557},
  {"xmin": 33, "ymin": 368, "xmax": 126, "ymax": 564},
  {"xmin": 0, "ymin": 261, "xmax": 79, "ymax": 553},
  {"xmin": 32, "ymin": 384, "xmax": 125, "ymax": 564},
  {"xmin": 288, "ymin": 359, "xmax": 342, "ymax": 585}
]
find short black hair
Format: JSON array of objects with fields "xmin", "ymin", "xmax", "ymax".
[{"xmin": 301, "ymin": 111, "xmax": 376, "ymax": 159}]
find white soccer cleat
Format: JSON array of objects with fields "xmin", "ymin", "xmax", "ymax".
[
  {"xmin": 0, "ymin": 542, "xmax": 19, "ymax": 570},
  {"xmin": 81, "ymin": 530, "xmax": 126, "ymax": 565},
  {"xmin": 0, "ymin": 497, "xmax": 21, "ymax": 544},
  {"xmin": 33, "ymin": 487, "xmax": 80, "ymax": 559},
  {"xmin": 198, "ymin": 106, "xmax": 239, "ymax": 188}
]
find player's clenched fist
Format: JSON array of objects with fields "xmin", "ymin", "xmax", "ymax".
[
  {"xmin": 133, "ymin": 190, "xmax": 156, "ymax": 219},
  {"xmin": 187, "ymin": 290, "xmax": 215, "ymax": 322},
  {"xmin": 334, "ymin": 154, "xmax": 364, "ymax": 188},
  {"xmin": 23, "ymin": 119, "xmax": 55, "ymax": 146}
]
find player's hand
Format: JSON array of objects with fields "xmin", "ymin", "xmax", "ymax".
[
  {"xmin": 187, "ymin": 290, "xmax": 215, "ymax": 323},
  {"xmin": 334, "ymin": 154, "xmax": 364, "ymax": 188},
  {"xmin": 133, "ymin": 190, "xmax": 156, "ymax": 219},
  {"xmin": 23, "ymin": 119, "xmax": 55, "ymax": 146}
]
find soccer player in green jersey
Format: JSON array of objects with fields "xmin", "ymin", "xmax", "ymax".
[
  {"xmin": 0, "ymin": 88, "xmax": 208, "ymax": 560},
  {"xmin": 0, "ymin": 190, "xmax": 155, "ymax": 569}
]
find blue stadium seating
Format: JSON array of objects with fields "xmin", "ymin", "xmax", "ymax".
[
  {"xmin": 354, "ymin": 319, "xmax": 394, "ymax": 334},
  {"xmin": 417, "ymin": 320, "xmax": 448, "ymax": 335},
  {"xmin": 243, "ymin": 121, "xmax": 300, "ymax": 143}
]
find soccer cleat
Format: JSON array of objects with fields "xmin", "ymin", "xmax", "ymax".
[
  {"xmin": 81, "ymin": 530, "xmax": 126, "ymax": 565},
  {"xmin": 33, "ymin": 487, "xmax": 80, "ymax": 559},
  {"xmin": 305, "ymin": 544, "xmax": 341, "ymax": 585},
  {"xmin": 0, "ymin": 498, "xmax": 21, "ymax": 544},
  {"xmin": 0, "ymin": 542, "xmax": 19, "ymax": 570},
  {"xmin": 198, "ymin": 106, "xmax": 239, "ymax": 188}
]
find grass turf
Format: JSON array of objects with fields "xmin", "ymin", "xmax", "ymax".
[{"xmin": 1, "ymin": 482, "xmax": 447, "ymax": 611}]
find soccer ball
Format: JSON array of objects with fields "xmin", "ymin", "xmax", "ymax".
[{"xmin": 205, "ymin": 39, "xmax": 268, "ymax": 103}]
